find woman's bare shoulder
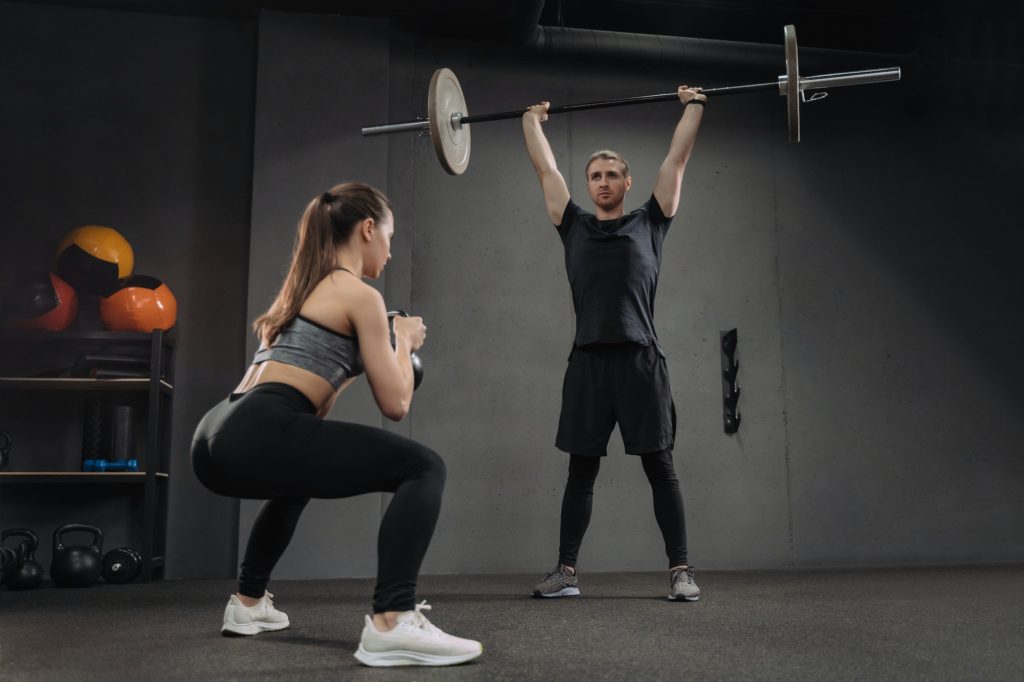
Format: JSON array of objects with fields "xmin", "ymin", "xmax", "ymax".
[{"xmin": 301, "ymin": 271, "xmax": 382, "ymax": 334}]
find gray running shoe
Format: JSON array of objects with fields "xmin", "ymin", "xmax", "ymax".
[
  {"xmin": 669, "ymin": 567, "xmax": 700, "ymax": 602},
  {"xmin": 532, "ymin": 565, "xmax": 580, "ymax": 598}
]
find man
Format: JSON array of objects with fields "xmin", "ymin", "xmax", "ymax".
[{"xmin": 522, "ymin": 85, "xmax": 706, "ymax": 601}]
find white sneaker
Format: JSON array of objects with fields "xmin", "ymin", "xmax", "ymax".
[
  {"xmin": 221, "ymin": 591, "xmax": 290, "ymax": 636},
  {"xmin": 354, "ymin": 601, "xmax": 483, "ymax": 667}
]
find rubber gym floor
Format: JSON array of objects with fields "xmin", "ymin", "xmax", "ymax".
[{"xmin": 2, "ymin": 565, "xmax": 1022, "ymax": 681}]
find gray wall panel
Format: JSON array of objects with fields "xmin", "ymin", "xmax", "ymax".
[
  {"xmin": 398, "ymin": 54, "xmax": 796, "ymax": 572},
  {"xmin": 383, "ymin": 42, "xmax": 1023, "ymax": 572},
  {"xmin": 778, "ymin": 97, "xmax": 1024, "ymax": 566},
  {"xmin": 240, "ymin": 11, "xmax": 392, "ymax": 579},
  {"xmin": 404, "ymin": 58, "xmax": 581, "ymax": 573}
]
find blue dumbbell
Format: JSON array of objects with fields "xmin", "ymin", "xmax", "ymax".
[{"xmin": 83, "ymin": 459, "xmax": 140, "ymax": 472}]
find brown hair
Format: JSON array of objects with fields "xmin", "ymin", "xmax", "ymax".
[
  {"xmin": 585, "ymin": 149, "xmax": 630, "ymax": 178},
  {"xmin": 253, "ymin": 182, "xmax": 391, "ymax": 346}
]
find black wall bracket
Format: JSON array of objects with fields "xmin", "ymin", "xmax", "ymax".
[{"xmin": 721, "ymin": 328, "xmax": 741, "ymax": 435}]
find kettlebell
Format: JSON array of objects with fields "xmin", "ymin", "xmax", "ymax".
[
  {"xmin": 0, "ymin": 545, "xmax": 14, "ymax": 586},
  {"xmin": 0, "ymin": 430, "xmax": 12, "ymax": 469},
  {"xmin": 387, "ymin": 310, "xmax": 425, "ymax": 389},
  {"xmin": 102, "ymin": 546, "xmax": 142, "ymax": 584},
  {"xmin": 1, "ymin": 528, "xmax": 44, "ymax": 590},
  {"xmin": 51, "ymin": 523, "xmax": 103, "ymax": 587}
]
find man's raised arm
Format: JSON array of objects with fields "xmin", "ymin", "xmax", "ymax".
[
  {"xmin": 653, "ymin": 86, "xmax": 707, "ymax": 219},
  {"xmin": 523, "ymin": 102, "xmax": 571, "ymax": 226}
]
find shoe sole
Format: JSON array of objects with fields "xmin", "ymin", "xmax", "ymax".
[
  {"xmin": 667, "ymin": 593, "xmax": 700, "ymax": 602},
  {"xmin": 354, "ymin": 645, "xmax": 483, "ymax": 667},
  {"xmin": 221, "ymin": 620, "xmax": 290, "ymax": 636},
  {"xmin": 532, "ymin": 587, "xmax": 581, "ymax": 598}
]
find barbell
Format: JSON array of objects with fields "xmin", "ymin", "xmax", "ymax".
[{"xmin": 362, "ymin": 25, "xmax": 901, "ymax": 175}]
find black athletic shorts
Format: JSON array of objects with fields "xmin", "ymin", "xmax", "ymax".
[{"xmin": 555, "ymin": 342, "xmax": 676, "ymax": 456}]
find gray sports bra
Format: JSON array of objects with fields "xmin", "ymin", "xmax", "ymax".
[{"xmin": 253, "ymin": 314, "xmax": 365, "ymax": 390}]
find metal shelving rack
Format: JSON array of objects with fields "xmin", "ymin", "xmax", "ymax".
[{"xmin": 0, "ymin": 329, "xmax": 175, "ymax": 581}]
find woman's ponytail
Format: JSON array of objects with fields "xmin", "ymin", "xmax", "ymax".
[{"xmin": 253, "ymin": 183, "xmax": 391, "ymax": 345}]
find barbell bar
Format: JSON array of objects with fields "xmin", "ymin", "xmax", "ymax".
[{"xmin": 362, "ymin": 25, "xmax": 901, "ymax": 175}]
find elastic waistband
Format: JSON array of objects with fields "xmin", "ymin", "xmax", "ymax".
[
  {"xmin": 230, "ymin": 382, "xmax": 317, "ymax": 415},
  {"xmin": 578, "ymin": 341, "xmax": 644, "ymax": 350},
  {"xmin": 571, "ymin": 341, "xmax": 665, "ymax": 360},
  {"xmin": 575, "ymin": 341, "xmax": 656, "ymax": 354}
]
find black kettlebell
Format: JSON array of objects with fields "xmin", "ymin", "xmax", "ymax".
[
  {"xmin": 0, "ymin": 430, "xmax": 12, "ymax": 469},
  {"xmin": 51, "ymin": 523, "xmax": 103, "ymax": 588},
  {"xmin": 387, "ymin": 310, "xmax": 425, "ymax": 390},
  {"xmin": 0, "ymin": 545, "xmax": 14, "ymax": 586},
  {"xmin": 1, "ymin": 528, "xmax": 44, "ymax": 590},
  {"xmin": 102, "ymin": 546, "xmax": 142, "ymax": 584}
]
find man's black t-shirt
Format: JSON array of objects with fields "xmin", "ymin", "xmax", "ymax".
[{"xmin": 556, "ymin": 195, "xmax": 672, "ymax": 348}]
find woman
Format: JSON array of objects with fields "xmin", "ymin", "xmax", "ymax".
[{"xmin": 191, "ymin": 182, "xmax": 482, "ymax": 667}]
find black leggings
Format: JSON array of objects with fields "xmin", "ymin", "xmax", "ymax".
[
  {"xmin": 558, "ymin": 451, "xmax": 688, "ymax": 568},
  {"xmin": 190, "ymin": 383, "xmax": 445, "ymax": 613}
]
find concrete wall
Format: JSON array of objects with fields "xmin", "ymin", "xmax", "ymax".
[
  {"xmin": 0, "ymin": 1, "xmax": 255, "ymax": 578},
  {"xmin": 244, "ymin": 12, "xmax": 1022, "ymax": 577},
  {"xmin": 776, "ymin": 99, "xmax": 1024, "ymax": 566},
  {"xmin": 391, "ymin": 51, "xmax": 794, "ymax": 573}
]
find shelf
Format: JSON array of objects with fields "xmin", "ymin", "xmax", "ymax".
[
  {"xmin": 1, "ymin": 327, "xmax": 175, "ymax": 582},
  {"xmin": 0, "ymin": 472, "xmax": 169, "ymax": 483},
  {"xmin": 0, "ymin": 377, "xmax": 173, "ymax": 393},
  {"xmin": 0, "ymin": 330, "xmax": 175, "ymax": 348}
]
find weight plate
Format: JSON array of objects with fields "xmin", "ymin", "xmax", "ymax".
[
  {"xmin": 427, "ymin": 68, "xmax": 471, "ymax": 175},
  {"xmin": 784, "ymin": 24, "xmax": 800, "ymax": 143}
]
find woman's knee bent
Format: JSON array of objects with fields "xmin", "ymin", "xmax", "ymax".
[{"xmin": 409, "ymin": 444, "xmax": 447, "ymax": 487}]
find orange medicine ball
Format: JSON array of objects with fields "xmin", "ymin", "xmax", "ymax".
[
  {"xmin": 100, "ymin": 275, "xmax": 177, "ymax": 332},
  {"xmin": 6, "ymin": 272, "xmax": 79, "ymax": 331},
  {"xmin": 56, "ymin": 225, "xmax": 134, "ymax": 296}
]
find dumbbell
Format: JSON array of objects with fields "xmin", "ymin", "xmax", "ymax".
[
  {"xmin": 102, "ymin": 547, "xmax": 142, "ymax": 584},
  {"xmin": 83, "ymin": 459, "xmax": 139, "ymax": 472}
]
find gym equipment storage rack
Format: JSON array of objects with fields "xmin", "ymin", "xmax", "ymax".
[{"xmin": 0, "ymin": 329, "xmax": 174, "ymax": 582}]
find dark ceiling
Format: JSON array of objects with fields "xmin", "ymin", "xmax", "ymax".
[{"xmin": 24, "ymin": 0, "xmax": 1024, "ymax": 64}]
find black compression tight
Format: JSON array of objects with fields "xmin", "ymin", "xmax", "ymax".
[
  {"xmin": 191, "ymin": 383, "xmax": 445, "ymax": 613},
  {"xmin": 557, "ymin": 450, "xmax": 688, "ymax": 569}
]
